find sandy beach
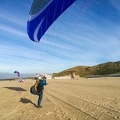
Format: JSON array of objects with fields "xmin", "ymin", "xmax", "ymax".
[{"xmin": 0, "ymin": 77, "xmax": 120, "ymax": 120}]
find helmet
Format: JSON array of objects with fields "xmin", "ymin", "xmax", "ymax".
[{"xmin": 41, "ymin": 75, "xmax": 46, "ymax": 79}]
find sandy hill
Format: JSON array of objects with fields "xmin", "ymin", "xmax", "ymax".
[{"xmin": 53, "ymin": 61, "xmax": 120, "ymax": 77}]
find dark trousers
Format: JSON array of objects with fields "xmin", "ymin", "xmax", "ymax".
[{"xmin": 38, "ymin": 90, "xmax": 43, "ymax": 106}]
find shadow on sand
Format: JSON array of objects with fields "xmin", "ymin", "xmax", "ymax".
[
  {"xmin": 4, "ymin": 87, "xmax": 27, "ymax": 91},
  {"xmin": 20, "ymin": 98, "xmax": 37, "ymax": 107}
]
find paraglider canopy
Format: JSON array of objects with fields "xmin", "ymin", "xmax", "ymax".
[
  {"xmin": 14, "ymin": 71, "xmax": 24, "ymax": 82},
  {"xmin": 14, "ymin": 71, "xmax": 20, "ymax": 77},
  {"xmin": 27, "ymin": 0, "xmax": 77, "ymax": 42}
]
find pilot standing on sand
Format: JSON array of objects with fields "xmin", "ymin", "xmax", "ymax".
[{"xmin": 33, "ymin": 75, "xmax": 47, "ymax": 108}]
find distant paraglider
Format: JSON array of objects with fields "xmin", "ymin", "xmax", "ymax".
[
  {"xmin": 14, "ymin": 71, "xmax": 24, "ymax": 82},
  {"xmin": 27, "ymin": 0, "xmax": 76, "ymax": 42},
  {"xmin": 14, "ymin": 71, "xmax": 20, "ymax": 77}
]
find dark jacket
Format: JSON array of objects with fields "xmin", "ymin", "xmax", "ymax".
[{"xmin": 37, "ymin": 79, "xmax": 47, "ymax": 93}]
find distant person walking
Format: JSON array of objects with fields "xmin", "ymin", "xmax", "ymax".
[{"xmin": 30, "ymin": 75, "xmax": 47, "ymax": 108}]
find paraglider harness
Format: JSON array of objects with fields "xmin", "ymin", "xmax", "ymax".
[{"xmin": 30, "ymin": 79, "xmax": 46, "ymax": 95}]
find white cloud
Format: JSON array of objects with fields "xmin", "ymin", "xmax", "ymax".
[
  {"xmin": 0, "ymin": 11, "xmax": 26, "ymax": 27},
  {"xmin": 0, "ymin": 25, "xmax": 27, "ymax": 37}
]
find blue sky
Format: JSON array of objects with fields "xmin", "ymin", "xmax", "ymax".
[{"xmin": 0, "ymin": 0, "xmax": 120, "ymax": 74}]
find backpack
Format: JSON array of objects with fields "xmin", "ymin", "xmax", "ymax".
[{"xmin": 37, "ymin": 80, "xmax": 45, "ymax": 93}]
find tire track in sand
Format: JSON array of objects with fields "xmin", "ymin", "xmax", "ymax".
[
  {"xmin": 45, "ymin": 91, "xmax": 98, "ymax": 120},
  {"xmin": 45, "ymin": 88, "xmax": 120, "ymax": 120}
]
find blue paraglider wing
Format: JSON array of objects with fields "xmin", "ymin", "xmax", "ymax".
[{"xmin": 27, "ymin": 0, "xmax": 76, "ymax": 42}]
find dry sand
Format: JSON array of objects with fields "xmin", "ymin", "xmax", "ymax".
[{"xmin": 0, "ymin": 77, "xmax": 120, "ymax": 120}]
